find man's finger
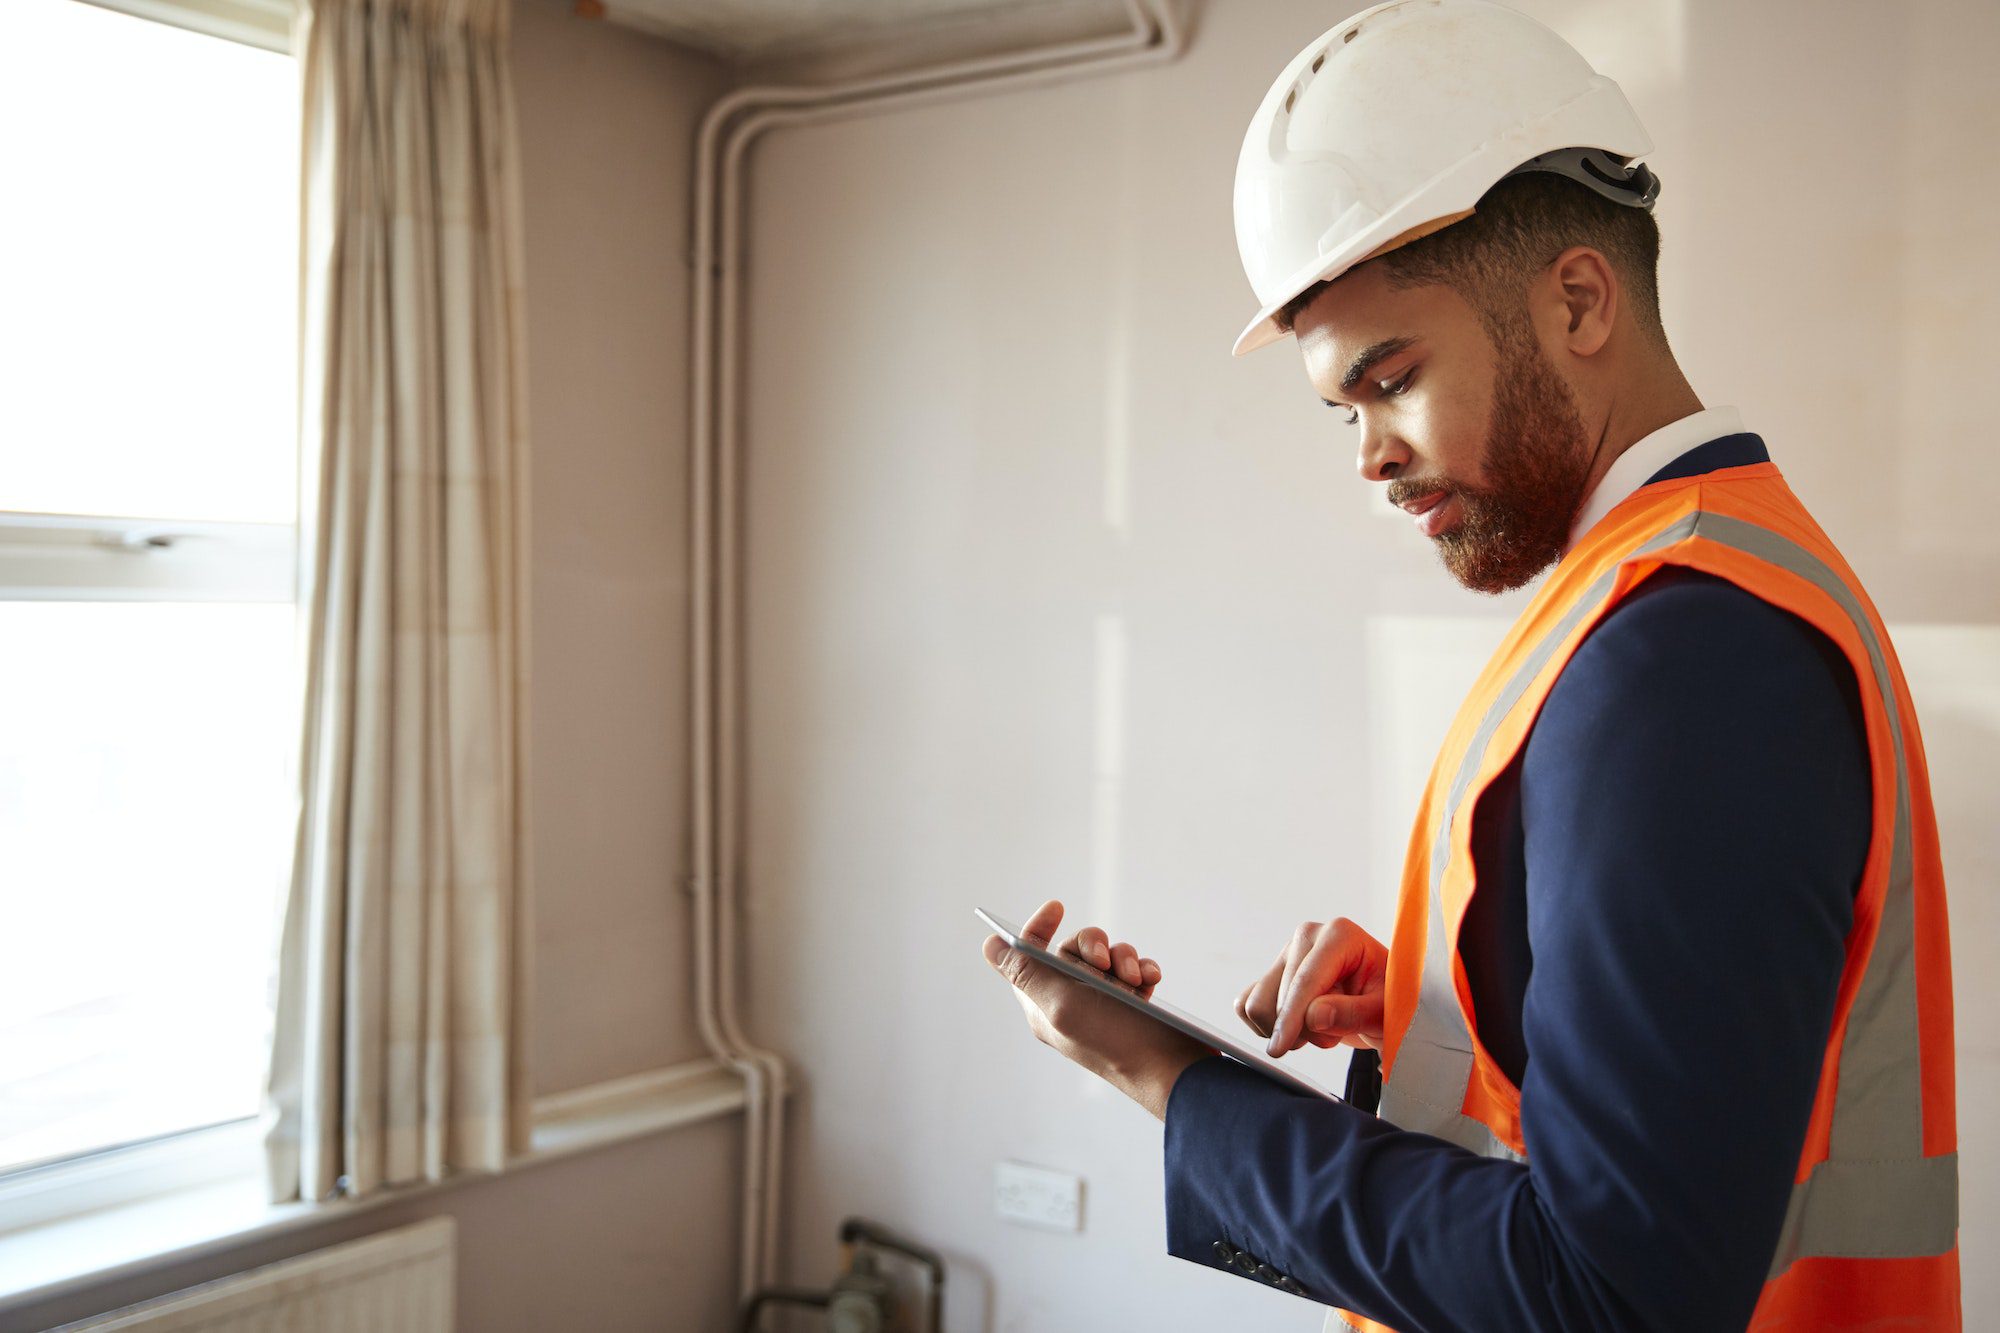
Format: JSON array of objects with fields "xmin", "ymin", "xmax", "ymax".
[
  {"xmin": 1070, "ymin": 924, "xmax": 1112, "ymax": 970},
  {"xmin": 1263, "ymin": 924, "xmax": 1321, "ymax": 1054},
  {"xmin": 1020, "ymin": 898, "xmax": 1066, "ymax": 947},
  {"xmin": 1239, "ymin": 944, "xmax": 1290, "ymax": 1038},
  {"xmin": 1271, "ymin": 922, "xmax": 1364, "ymax": 1054}
]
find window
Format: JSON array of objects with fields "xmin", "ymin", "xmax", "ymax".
[{"xmin": 0, "ymin": 0, "xmax": 300, "ymax": 1193}]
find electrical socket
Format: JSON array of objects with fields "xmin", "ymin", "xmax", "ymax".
[{"xmin": 994, "ymin": 1160, "xmax": 1083, "ymax": 1232}]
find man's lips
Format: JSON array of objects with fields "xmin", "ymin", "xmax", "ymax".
[{"xmin": 1398, "ymin": 489, "xmax": 1457, "ymax": 538}]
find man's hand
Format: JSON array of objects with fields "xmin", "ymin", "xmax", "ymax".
[
  {"xmin": 1235, "ymin": 917, "xmax": 1387, "ymax": 1056},
  {"xmin": 981, "ymin": 899, "xmax": 1212, "ymax": 1121}
]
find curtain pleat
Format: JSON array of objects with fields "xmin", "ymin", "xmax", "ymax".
[{"xmin": 266, "ymin": 0, "xmax": 532, "ymax": 1205}]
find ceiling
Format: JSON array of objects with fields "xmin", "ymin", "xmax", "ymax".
[{"xmin": 597, "ymin": 0, "xmax": 1138, "ymax": 65}]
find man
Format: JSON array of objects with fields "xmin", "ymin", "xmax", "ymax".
[{"xmin": 980, "ymin": 2, "xmax": 1960, "ymax": 1330}]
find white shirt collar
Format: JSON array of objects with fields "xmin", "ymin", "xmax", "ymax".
[{"xmin": 1565, "ymin": 405, "xmax": 1747, "ymax": 551}]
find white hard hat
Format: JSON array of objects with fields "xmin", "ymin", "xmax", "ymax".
[{"xmin": 1231, "ymin": 0, "xmax": 1657, "ymax": 357}]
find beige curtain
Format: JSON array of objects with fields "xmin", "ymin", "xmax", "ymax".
[{"xmin": 265, "ymin": 0, "xmax": 533, "ymax": 1204}]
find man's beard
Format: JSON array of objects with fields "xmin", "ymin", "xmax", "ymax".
[{"xmin": 1391, "ymin": 334, "xmax": 1594, "ymax": 595}]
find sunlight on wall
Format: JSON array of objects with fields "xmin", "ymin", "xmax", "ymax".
[
  {"xmin": 1100, "ymin": 308, "xmax": 1135, "ymax": 542},
  {"xmin": 1090, "ymin": 612, "xmax": 1128, "ymax": 925},
  {"xmin": 1361, "ymin": 614, "xmax": 1510, "ymax": 922}
]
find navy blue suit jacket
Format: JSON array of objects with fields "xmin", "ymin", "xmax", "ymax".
[{"xmin": 1162, "ymin": 437, "xmax": 1871, "ymax": 1331}]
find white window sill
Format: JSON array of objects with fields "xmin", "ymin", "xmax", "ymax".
[{"xmin": 0, "ymin": 1059, "xmax": 747, "ymax": 1316}]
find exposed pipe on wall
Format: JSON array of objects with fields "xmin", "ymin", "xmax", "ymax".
[{"xmin": 684, "ymin": 0, "xmax": 1188, "ymax": 1299}]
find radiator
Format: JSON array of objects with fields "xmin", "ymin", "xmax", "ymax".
[{"xmin": 58, "ymin": 1217, "xmax": 454, "ymax": 1332}]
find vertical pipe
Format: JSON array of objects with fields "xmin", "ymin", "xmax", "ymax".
[{"xmin": 690, "ymin": 85, "xmax": 772, "ymax": 1304}]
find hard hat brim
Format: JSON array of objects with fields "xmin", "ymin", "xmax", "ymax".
[
  {"xmin": 1231, "ymin": 306, "xmax": 1291, "ymax": 359},
  {"xmin": 1229, "ymin": 208, "xmax": 1478, "ymax": 358}
]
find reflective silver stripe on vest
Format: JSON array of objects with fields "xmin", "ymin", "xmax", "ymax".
[
  {"xmin": 1379, "ymin": 507, "xmax": 1956, "ymax": 1273},
  {"xmin": 1682, "ymin": 513, "xmax": 1956, "ymax": 1274},
  {"xmin": 1381, "ymin": 515, "xmax": 1700, "ymax": 1159}
]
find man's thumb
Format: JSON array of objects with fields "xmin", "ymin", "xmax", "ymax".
[
  {"xmin": 983, "ymin": 935, "xmax": 1044, "ymax": 992},
  {"xmin": 1306, "ymin": 994, "xmax": 1359, "ymax": 1034}
]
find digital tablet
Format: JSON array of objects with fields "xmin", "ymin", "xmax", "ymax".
[{"xmin": 976, "ymin": 907, "xmax": 1343, "ymax": 1104}]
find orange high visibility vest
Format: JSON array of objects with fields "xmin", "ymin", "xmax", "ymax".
[{"xmin": 1332, "ymin": 461, "xmax": 1959, "ymax": 1333}]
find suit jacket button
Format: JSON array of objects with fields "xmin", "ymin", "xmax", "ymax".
[
  {"xmin": 1212, "ymin": 1240, "xmax": 1237, "ymax": 1263},
  {"xmin": 1280, "ymin": 1276, "xmax": 1306, "ymax": 1295},
  {"xmin": 1256, "ymin": 1264, "xmax": 1281, "ymax": 1283},
  {"xmin": 1234, "ymin": 1251, "xmax": 1259, "ymax": 1275}
]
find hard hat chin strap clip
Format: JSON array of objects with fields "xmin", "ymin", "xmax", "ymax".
[{"xmin": 1502, "ymin": 147, "xmax": 1661, "ymax": 212}]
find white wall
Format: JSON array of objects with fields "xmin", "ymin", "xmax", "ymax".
[{"xmin": 735, "ymin": 2, "xmax": 2000, "ymax": 1329}]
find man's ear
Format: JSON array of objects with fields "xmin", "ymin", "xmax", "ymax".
[{"xmin": 1546, "ymin": 245, "xmax": 1617, "ymax": 358}]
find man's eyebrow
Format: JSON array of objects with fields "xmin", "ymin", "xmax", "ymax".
[{"xmin": 1323, "ymin": 335, "xmax": 1420, "ymax": 403}]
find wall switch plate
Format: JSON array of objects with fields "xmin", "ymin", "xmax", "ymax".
[{"xmin": 994, "ymin": 1160, "xmax": 1083, "ymax": 1232}]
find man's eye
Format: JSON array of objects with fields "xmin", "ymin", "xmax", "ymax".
[{"xmin": 1328, "ymin": 368, "xmax": 1414, "ymax": 426}]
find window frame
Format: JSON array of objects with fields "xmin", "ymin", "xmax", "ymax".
[
  {"xmin": 0, "ymin": 1120, "xmax": 266, "ymax": 1238},
  {"xmin": 0, "ymin": 511, "xmax": 295, "ymax": 604},
  {"xmin": 73, "ymin": 0, "xmax": 291, "ymax": 54}
]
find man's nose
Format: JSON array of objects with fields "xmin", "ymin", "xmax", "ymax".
[{"xmin": 1356, "ymin": 423, "xmax": 1412, "ymax": 483}]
